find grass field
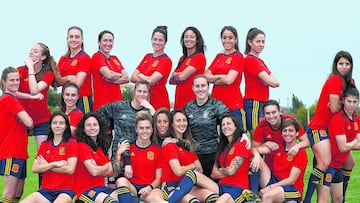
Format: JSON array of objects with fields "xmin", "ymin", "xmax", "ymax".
[{"xmin": 1, "ymin": 138, "xmax": 360, "ymax": 202}]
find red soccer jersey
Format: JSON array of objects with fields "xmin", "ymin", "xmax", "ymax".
[
  {"xmin": 309, "ymin": 74, "xmax": 344, "ymax": 130},
  {"xmin": 243, "ymin": 55, "xmax": 271, "ymax": 102},
  {"xmin": 136, "ymin": 53, "xmax": 172, "ymax": 110},
  {"xmin": 160, "ymin": 143, "xmax": 198, "ymax": 183},
  {"xmin": 58, "ymin": 50, "xmax": 92, "ymax": 97},
  {"xmin": 253, "ymin": 114, "xmax": 305, "ymax": 169},
  {"xmin": 17, "ymin": 66, "xmax": 53, "ymax": 125},
  {"xmin": 173, "ymin": 53, "xmax": 206, "ymax": 110},
  {"xmin": 208, "ymin": 52, "xmax": 245, "ymax": 109},
  {"xmin": 329, "ymin": 111, "xmax": 360, "ymax": 168},
  {"xmin": 37, "ymin": 138, "xmax": 78, "ymax": 190},
  {"xmin": 271, "ymin": 148, "xmax": 308, "ymax": 196},
  {"xmin": 218, "ymin": 141, "xmax": 251, "ymax": 189},
  {"xmin": 91, "ymin": 51, "xmax": 125, "ymax": 111},
  {"xmin": 67, "ymin": 108, "xmax": 83, "ymax": 138},
  {"xmin": 75, "ymin": 142, "xmax": 110, "ymax": 196},
  {"xmin": 128, "ymin": 142, "xmax": 161, "ymax": 185},
  {"xmin": 0, "ymin": 93, "xmax": 28, "ymax": 160}
]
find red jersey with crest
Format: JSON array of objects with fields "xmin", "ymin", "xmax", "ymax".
[
  {"xmin": 91, "ymin": 51, "xmax": 125, "ymax": 111},
  {"xmin": 329, "ymin": 110, "xmax": 360, "ymax": 168},
  {"xmin": 243, "ymin": 55, "xmax": 271, "ymax": 102},
  {"xmin": 0, "ymin": 93, "xmax": 28, "ymax": 160},
  {"xmin": 75, "ymin": 142, "xmax": 110, "ymax": 196},
  {"xmin": 58, "ymin": 50, "xmax": 92, "ymax": 97},
  {"xmin": 253, "ymin": 114, "xmax": 305, "ymax": 169},
  {"xmin": 173, "ymin": 52, "xmax": 206, "ymax": 110},
  {"xmin": 37, "ymin": 138, "xmax": 78, "ymax": 190},
  {"xmin": 160, "ymin": 142, "xmax": 198, "ymax": 183},
  {"xmin": 218, "ymin": 141, "xmax": 251, "ymax": 189},
  {"xmin": 128, "ymin": 142, "xmax": 161, "ymax": 185},
  {"xmin": 17, "ymin": 65, "xmax": 54, "ymax": 125},
  {"xmin": 136, "ymin": 53, "xmax": 172, "ymax": 110},
  {"xmin": 271, "ymin": 147, "xmax": 308, "ymax": 196},
  {"xmin": 309, "ymin": 74, "xmax": 344, "ymax": 130},
  {"xmin": 208, "ymin": 52, "xmax": 245, "ymax": 109}
]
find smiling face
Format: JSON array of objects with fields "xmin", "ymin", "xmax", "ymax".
[
  {"xmin": 51, "ymin": 115, "xmax": 66, "ymax": 137},
  {"xmin": 136, "ymin": 120, "xmax": 153, "ymax": 142},
  {"xmin": 221, "ymin": 29, "xmax": 237, "ymax": 53},
  {"xmin": 263, "ymin": 104, "xmax": 281, "ymax": 128},
  {"xmin": 63, "ymin": 86, "xmax": 79, "ymax": 109},
  {"xmin": 156, "ymin": 113, "xmax": 170, "ymax": 137},
  {"xmin": 172, "ymin": 112, "xmax": 188, "ymax": 138},
  {"xmin": 29, "ymin": 43, "xmax": 46, "ymax": 64},
  {"xmin": 221, "ymin": 117, "xmax": 236, "ymax": 142},
  {"xmin": 281, "ymin": 125, "xmax": 298, "ymax": 144},
  {"xmin": 133, "ymin": 84, "xmax": 150, "ymax": 104},
  {"xmin": 183, "ymin": 29, "xmax": 197, "ymax": 51},
  {"xmin": 2, "ymin": 72, "xmax": 20, "ymax": 94},
  {"xmin": 98, "ymin": 33, "xmax": 114, "ymax": 55},
  {"xmin": 192, "ymin": 76, "xmax": 209, "ymax": 100},
  {"xmin": 151, "ymin": 31, "xmax": 166, "ymax": 54},
  {"xmin": 84, "ymin": 116, "xmax": 100, "ymax": 141},
  {"xmin": 67, "ymin": 28, "xmax": 83, "ymax": 50}
]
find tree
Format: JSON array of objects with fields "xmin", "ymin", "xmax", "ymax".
[
  {"xmin": 47, "ymin": 88, "xmax": 61, "ymax": 112},
  {"xmin": 121, "ymin": 84, "xmax": 134, "ymax": 101}
]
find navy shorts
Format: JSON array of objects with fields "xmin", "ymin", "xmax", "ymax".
[
  {"xmin": 307, "ymin": 128, "xmax": 329, "ymax": 147},
  {"xmin": 0, "ymin": 158, "xmax": 27, "ymax": 179},
  {"xmin": 38, "ymin": 189, "xmax": 76, "ymax": 202},
  {"xmin": 244, "ymin": 99, "xmax": 264, "ymax": 131},
  {"xmin": 267, "ymin": 174, "xmax": 301, "ymax": 202},
  {"xmin": 34, "ymin": 121, "xmax": 49, "ymax": 136},
  {"xmin": 332, "ymin": 167, "xmax": 343, "ymax": 183},
  {"xmin": 218, "ymin": 183, "xmax": 244, "ymax": 202}
]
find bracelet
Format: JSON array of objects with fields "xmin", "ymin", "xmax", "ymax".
[{"xmin": 148, "ymin": 184, "xmax": 154, "ymax": 190}]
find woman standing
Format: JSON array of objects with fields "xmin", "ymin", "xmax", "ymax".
[
  {"xmin": 57, "ymin": 26, "xmax": 92, "ymax": 113},
  {"xmin": 21, "ymin": 112, "xmax": 78, "ymax": 203},
  {"xmin": 17, "ymin": 43, "xmax": 56, "ymax": 149},
  {"xmin": 0, "ymin": 67, "xmax": 33, "ymax": 202},
  {"xmin": 75, "ymin": 112, "xmax": 119, "ymax": 202},
  {"xmin": 61, "ymin": 83, "xmax": 83, "ymax": 137},
  {"xmin": 205, "ymin": 26, "xmax": 246, "ymax": 130},
  {"xmin": 169, "ymin": 26, "xmax": 206, "ymax": 110},
  {"xmin": 91, "ymin": 30, "xmax": 129, "ymax": 111},
  {"xmin": 304, "ymin": 51, "xmax": 354, "ymax": 203},
  {"xmin": 243, "ymin": 28, "xmax": 279, "ymax": 134},
  {"xmin": 130, "ymin": 26, "xmax": 172, "ymax": 110}
]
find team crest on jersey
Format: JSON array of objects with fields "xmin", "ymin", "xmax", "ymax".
[
  {"xmin": 229, "ymin": 147, "xmax": 235, "ymax": 155},
  {"xmin": 355, "ymin": 122, "xmax": 359, "ymax": 130},
  {"xmin": 71, "ymin": 59, "xmax": 78, "ymax": 66},
  {"xmin": 59, "ymin": 147, "xmax": 65, "ymax": 155},
  {"xmin": 147, "ymin": 151, "xmax": 155, "ymax": 160},
  {"xmin": 202, "ymin": 111, "xmax": 209, "ymax": 119},
  {"xmin": 12, "ymin": 164, "xmax": 19, "ymax": 173},
  {"xmin": 130, "ymin": 152, "xmax": 135, "ymax": 157},
  {"xmin": 287, "ymin": 155, "xmax": 294, "ymax": 161},
  {"xmin": 185, "ymin": 58, "xmax": 192, "ymax": 66},
  {"xmin": 225, "ymin": 57, "xmax": 232, "ymax": 64},
  {"xmin": 319, "ymin": 130, "xmax": 327, "ymax": 137},
  {"xmin": 113, "ymin": 59, "xmax": 121, "ymax": 66},
  {"xmin": 87, "ymin": 190, "xmax": 96, "ymax": 198},
  {"xmin": 152, "ymin": 60, "xmax": 159, "ymax": 67}
]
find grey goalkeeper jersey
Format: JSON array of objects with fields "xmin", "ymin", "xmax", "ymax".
[{"xmin": 184, "ymin": 97, "xmax": 229, "ymax": 154}]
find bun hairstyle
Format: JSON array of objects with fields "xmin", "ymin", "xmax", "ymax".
[
  {"xmin": 152, "ymin": 25, "xmax": 168, "ymax": 42},
  {"xmin": 244, "ymin": 27, "xmax": 265, "ymax": 55}
]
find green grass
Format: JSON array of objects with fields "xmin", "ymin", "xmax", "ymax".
[{"xmin": 1, "ymin": 139, "xmax": 360, "ymax": 202}]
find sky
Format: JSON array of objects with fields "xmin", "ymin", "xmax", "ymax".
[{"xmin": 1, "ymin": 0, "xmax": 359, "ymax": 108}]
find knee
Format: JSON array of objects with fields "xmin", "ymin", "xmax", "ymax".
[{"xmin": 115, "ymin": 177, "xmax": 128, "ymax": 187}]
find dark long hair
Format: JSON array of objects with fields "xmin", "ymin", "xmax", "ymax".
[
  {"xmin": 152, "ymin": 108, "xmax": 172, "ymax": 145},
  {"xmin": 170, "ymin": 109, "xmax": 196, "ymax": 151},
  {"xmin": 221, "ymin": 26, "xmax": 239, "ymax": 51},
  {"xmin": 47, "ymin": 111, "xmax": 72, "ymax": 142},
  {"xmin": 61, "ymin": 83, "xmax": 80, "ymax": 112},
  {"xmin": 76, "ymin": 112, "xmax": 111, "ymax": 155},
  {"xmin": 331, "ymin": 50, "xmax": 354, "ymax": 90},
  {"xmin": 216, "ymin": 112, "xmax": 245, "ymax": 167},
  {"xmin": 244, "ymin": 28, "xmax": 265, "ymax": 55}
]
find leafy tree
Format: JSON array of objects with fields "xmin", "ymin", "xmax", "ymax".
[
  {"xmin": 292, "ymin": 94, "xmax": 305, "ymax": 113},
  {"xmin": 47, "ymin": 88, "xmax": 61, "ymax": 112},
  {"xmin": 121, "ymin": 84, "xmax": 134, "ymax": 101}
]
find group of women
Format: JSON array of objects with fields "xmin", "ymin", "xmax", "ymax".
[{"xmin": 0, "ymin": 22, "xmax": 358, "ymax": 203}]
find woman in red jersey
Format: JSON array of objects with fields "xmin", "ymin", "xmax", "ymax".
[
  {"xmin": 0, "ymin": 67, "xmax": 33, "ymax": 202},
  {"xmin": 22, "ymin": 112, "xmax": 78, "ymax": 203},
  {"xmin": 130, "ymin": 26, "xmax": 172, "ymax": 110},
  {"xmin": 169, "ymin": 26, "xmax": 206, "ymax": 110},
  {"xmin": 56, "ymin": 26, "xmax": 92, "ymax": 113},
  {"xmin": 91, "ymin": 30, "xmax": 129, "ymax": 111}
]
